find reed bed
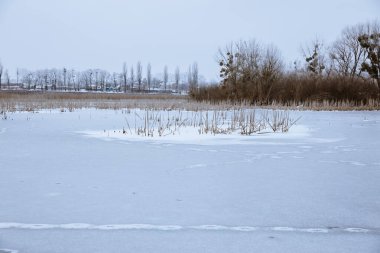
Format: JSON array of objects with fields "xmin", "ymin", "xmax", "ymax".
[
  {"xmin": 0, "ymin": 91, "xmax": 379, "ymax": 112},
  {"xmin": 120, "ymin": 109, "xmax": 301, "ymax": 137}
]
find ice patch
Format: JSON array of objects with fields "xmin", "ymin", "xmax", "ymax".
[
  {"xmin": 187, "ymin": 148, "xmax": 203, "ymax": 152},
  {"xmin": 344, "ymin": 228, "xmax": 370, "ymax": 233},
  {"xmin": 60, "ymin": 223, "xmax": 92, "ymax": 229},
  {"xmin": 310, "ymin": 137, "xmax": 345, "ymax": 143},
  {"xmin": 93, "ymin": 224, "xmax": 182, "ymax": 231},
  {"xmin": 300, "ymin": 228, "xmax": 329, "ymax": 233},
  {"xmin": 0, "ymin": 249, "xmax": 18, "ymax": 253},
  {"xmin": 230, "ymin": 226, "xmax": 258, "ymax": 232},
  {"xmin": 189, "ymin": 225, "xmax": 229, "ymax": 230},
  {"xmin": 276, "ymin": 151, "xmax": 302, "ymax": 154},
  {"xmin": 186, "ymin": 163, "xmax": 207, "ymax": 169},
  {"xmin": 320, "ymin": 150, "xmax": 335, "ymax": 154},
  {"xmin": 0, "ymin": 223, "xmax": 377, "ymax": 234},
  {"xmin": 45, "ymin": 192, "xmax": 61, "ymax": 197},
  {"xmin": 271, "ymin": 227, "xmax": 296, "ymax": 232},
  {"xmin": 350, "ymin": 161, "xmax": 366, "ymax": 166},
  {"xmin": 318, "ymin": 160, "xmax": 338, "ymax": 164},
  {"xmin": 342, "ymin": 148, "xmax": 357, "ymax": 152},
  {"xmin": 0, "ymin": 223, "xmax": 58, "ymax": 230},
  {"xmin": 102, "ymin": 224, "xmax": 173, "ymax": 231},
  {"xmin": 332, "ymin": 145, "xmax": 358, "ymax": 152},
  {"xmin": 340, "ymin": 160, "xmax": 366, "ymax": 166}
]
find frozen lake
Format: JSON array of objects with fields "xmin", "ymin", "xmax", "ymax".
[{"xmin": 0, "ymin": 109, "xmax": 379, "ymax": 253}]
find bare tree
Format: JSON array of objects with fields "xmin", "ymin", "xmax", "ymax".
[
  {"xmin": 147, "ymin": 63, "xmax": 152, "ymax": 92},
  {"xmin": 52, "ymin": 69, "xmax": 59, "ymax": 90},
  {"xmin": 72, "ymin": 70, "xmax": 78, "ymax": 91},
  {"xmin": 16, "ymin": 68, "xmax": 19, "ymax": 86},
  {"xmin": 191, "ymin": 62, "xmax": 198, "ymax": 90},
  {"xmin": 67, "ymin": 69, "xmax": 76, "ymax": 91},
  {"xmin": 130, "ymin": 66, "xmax": 135, "ymax": 92},
  {"xmin": 187, "ymin": 62, "xmax": 199, "ymax": 93},
  {"xmin": 82, "ymin": 70, "xmax": 92, "ymax": 90},
  {"xmin": 259, "ymin": 45, "xmax": 284, "ymax": 102},
  {"xmin": 137, "ymin": 61, "xmax": 142, "ymax": 91},
  {"xmin": 0, "ymin": 61, "xmax": 3, "ymax": 90},
  {"xmin": 261, "ymin": 46, "xmax": 283, "ymax": 81},
  {"xmin": 26, "ymin": 72, "xmax": 33, "ymax": 89},
  {"xmin": 217, "ymin": 40, "xmax": 286, "ymax": 101},
  {"xmin": 163, "ymin": 65, "xmax": 168, "ymax": 91},
  {"xmin": 233, "ymin": 40, "xmax": 262, "ymax": 81},
  {"xmin": 175, "ymin": 66, "xmax": 180, "ymax": 93},
  {"xmin": 218, "ymin": 40, "xmax": 262, "ymax": 98},
  {"xmin": 63, "ymin": 68, "xmax": 67, "ymax": 91},
  {"xmin": 76, "ymin": 72, "xmax": 81, "ymax": 91},
  {"xmin": 43, "ymin": 70, "xmax": 48, "ymax": 90},
  {"xmin": 98, "ymin": 70, "xmax": 107, "ymax": 91},
  {"xmin": 95, "ymin": 70, "xmax": 99, "ymax": 91},
  {"xmin": 152, "ymin": 77, "xmax": 160, "ymax": 89},
  {"xmin": 4, "ymin": 70, "xmax": 9, "ymax": 89},
  {"xmin": 122, "ymin": 62, "xmax": 128, "ymax": 93},
  {"xmin": 358, "ymin": 21, "xmax": 380, "ymax": 87},
  {"xmin": 302, "ymin": 39, "xmax": 326, "ymax": 76},
  {"xmin": 112, "ymin": 72, "xmax": 118, "ymax": 90},
  {"xmin": 33, "ymin": 70, "xmax": 43, "ymax": 90},
  {"xmin": 218, "ymin": 42, "xmax": 244, "ymax": 98},
  {"xmin": 329, "ymin": 23, "xmax": 367, "ymax": 78},
  {"xmin": 187, "ymin": 65, "xmax": 192, "ymax": 91}
]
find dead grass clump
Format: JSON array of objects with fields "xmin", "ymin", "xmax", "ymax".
[{"xmin": 121, "ymin": 109, "xmax": 299, "ymax": 137}]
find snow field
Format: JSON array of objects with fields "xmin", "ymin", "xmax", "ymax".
[{"xmin": 0, "ymin": 108, "xmax": 379, "ymax": 252}]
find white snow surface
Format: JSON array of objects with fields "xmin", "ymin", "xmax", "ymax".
[
  {"xmin": 0, "ymin": 108, "xmax": 380, "ymax": 253},
  {"xmin": 80, "ymin": 124, "xmax": 311, "ymax": 145}
]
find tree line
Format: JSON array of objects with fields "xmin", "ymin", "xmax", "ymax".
[
  {"xmin": 0, "ymin": 61, "xmax": 199, "ymax": 94},
  {"xmin": 191, "ymin": 21, "xmax": 380, "ymax": 105}
]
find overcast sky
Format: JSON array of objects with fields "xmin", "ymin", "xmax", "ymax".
[{"xmin": 0, "ymin": 0, "xmax": 379, "ymax": 81}]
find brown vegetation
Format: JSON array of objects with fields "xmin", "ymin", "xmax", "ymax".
[
  {"xmin": 0, "ymin": 91, "xmax": 187, "ymax": 112},
  {"xmin": 0, "ymin": 90, "xmax": 379, "ymax": 112},
  {"xmin": 192, "ymin": 75, "xmax": 379, "ymax": 105},
  {"xmin": 190, "ymin": 21, "xmax": 380, "ymax": 108}
]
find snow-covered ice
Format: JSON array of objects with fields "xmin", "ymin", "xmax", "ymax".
[{"xmin": 0, "ymin": 109, "xmax": 379, "ymax": 253}]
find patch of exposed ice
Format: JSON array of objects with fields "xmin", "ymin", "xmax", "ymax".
[
  {"xmin": 189, "ymin": 225, "xmax": 229, "ymax": 230},
  {"xmin": 186, "ymin": 163, "xmax": 207, "ymax": 169},
  {"xmin": 0, "ymin": 249, "xmax": 18, "ymax": 253},
  {"xmin": 340, "ymin": 160, "xmax": 366, "ymax": 166},
  {"xmin": 344, "ymin": 228, "xmax": 370, "ymax": 233},
  {"xmin": 45, "ymin": 192, "xmax": 61, "ymax": 197},
  {"xmin": 1, "ymin": 223, "xmax": 376, "ymax": 234}
]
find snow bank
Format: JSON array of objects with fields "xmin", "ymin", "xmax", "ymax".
[{"xmin": 79, "ymin": 125, "xmax": 311, "ymax": 145}]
